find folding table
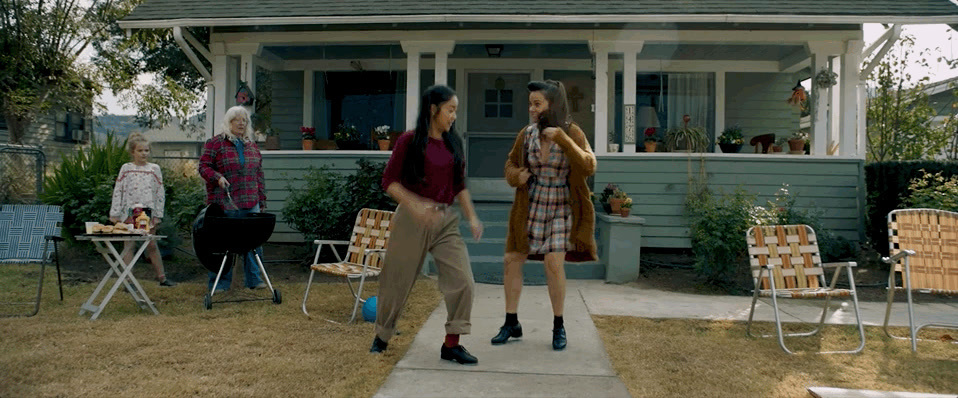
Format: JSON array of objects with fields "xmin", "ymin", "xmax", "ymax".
[{"xmin": 76, "ymin": 234, "xmax": 163, "ymax": 320}]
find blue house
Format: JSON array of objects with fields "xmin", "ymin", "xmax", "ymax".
[{"xmin": 119, "ymin": 1, "xmax": 958, "ymax": 278}]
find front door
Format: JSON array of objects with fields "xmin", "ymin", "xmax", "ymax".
[{"xmin": 465, "ymin": 72, "xmax": 531, "ymax": 200}]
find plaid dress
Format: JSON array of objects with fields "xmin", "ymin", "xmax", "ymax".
[{"xmin": 525, "ymin": 125, "xmax": 572, "ymax": 254}]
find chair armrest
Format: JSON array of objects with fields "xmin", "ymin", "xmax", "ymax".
[
  {"xmin": 314, "ymin": 239, "xmax": 350, "ymax": 246},
  {"xmin": 45, "ymin": 235, "xmax": 64, "ymax": 242},
  {"xmin": 750, "ymin": 264, "xmax": 773, "ymax": 271},
  {"xmin": 364, "ymin": 248, "xmax": 386, "ymax": 256},
  {"xmin": 822, "ymin": 261, "xmax": 856, "ymax": 268},
  {"xmin": 881, "ymin": 250, "xmax": 916, "ymax": 264}
]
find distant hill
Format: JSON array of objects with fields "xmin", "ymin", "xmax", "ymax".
[{"xmin": 94, "ymin": 114, "xmax": 139, "ymax": 139}]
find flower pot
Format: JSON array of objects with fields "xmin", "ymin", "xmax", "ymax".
[
  {"xmin": 788, "ymin": 139, "xmax": 806, "ymax": 153},
  {"xmin": 302, "ymin": 139, "xmax": 314, "ymax": 150},
  {"xmin": 336, "ymin": 140, "xmax": 365, "ymax": 150},
  {"xmin": 643, "ymin": 141, "xmax": 657, "ymax": 153},
  {"xmin": 771, "ymin": 145, "xmax": 784, "ymax": 153},
  {"xmin": 265, "ymin": 136, "xmax": 281, "ymax": 150},
  {"xmin": 314, "ymin": 139, "xmax": 338, "ymax": 150},
  {"xmin": 378, "ymin": 139, "xmax": 391, "ymax": 151},
  {"xmin": 609, "ymin": 197, "xmax": 624, "ymax": 213},
  {"xmin": 718, "ymin": 143, "xmax": 743, "ymax": 153},
  {"xmin": 608, "ymin": 143, "xmax": 620, "ymax": 153},
  {"xmin": 620, "ymin": 208, "xmax": 631, "ymax": 217}
]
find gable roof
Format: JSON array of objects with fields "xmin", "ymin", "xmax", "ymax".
[{"xmin": 120, "ymin": 0, "xmax": 958, "ymax": 29}]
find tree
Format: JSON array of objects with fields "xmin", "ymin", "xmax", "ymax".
[
  {"xmin": 93, "ymin": 23, "xmax": 208, "ymax": 133},
  {"xmin": 865, "ymin": 35, "xmax": 954, "ymax": 162},
  {"xmin": 0, "ymin": 0, "xmax": 136, "ymax": 144}
]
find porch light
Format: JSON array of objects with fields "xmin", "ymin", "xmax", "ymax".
[{"xmin": 485, "ymin": 44, "xmax": 503, "ymax": 58}]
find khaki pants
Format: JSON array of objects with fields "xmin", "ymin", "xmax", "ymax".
[{"xmin": 375, "ymin": 204, "xmax": 475, "ymax": 342}]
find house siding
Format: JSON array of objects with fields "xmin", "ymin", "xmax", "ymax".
[
  {"xmin": 271, "ymin": 71, "xmax": 305, "ymax": 150},
  {"xmin": 725, "ymin": 72, "xmax": 802, "ymax": 147}
]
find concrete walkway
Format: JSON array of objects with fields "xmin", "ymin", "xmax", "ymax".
[{"xmin": 374, "ymin": 280, "xmax": 958, "ymax": 398}]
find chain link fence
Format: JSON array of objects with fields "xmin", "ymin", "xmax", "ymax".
[{"xmin": 0, "ymin": 145, "xmax": 46, "ymax": 204}]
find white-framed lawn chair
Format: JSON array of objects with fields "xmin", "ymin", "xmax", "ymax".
[
  {"xmin": 301, "ymin": 208, "xmax": 393, "ymax": 323},
  {"xmin": 0, "ymin": 204, "xmax": 64, "ymax": 317},
  {"xmin": 883, "ymin": 208, "xmax": 958, "ymax": 352},
  {"xmin": 745, "ymin": 224, "xmax": 865, "ymax": 354}
]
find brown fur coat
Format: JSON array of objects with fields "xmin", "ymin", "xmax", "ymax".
[{"xmin": 504, "ymin": 123, "xmax": 597, "ymax": 262}]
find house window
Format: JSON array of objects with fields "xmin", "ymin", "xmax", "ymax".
[
  {"xmin": 614, "ymin": 72, "xmax": 715, "ymax": 149},
  {"xmin": 484, "ymin": 89, "xmax": 513, "ymax": 118}
]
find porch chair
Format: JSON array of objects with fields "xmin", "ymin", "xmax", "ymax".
[
  {"xmin": 882, "ymin": 208, "xmax": 958, "ymax": 352},
  {"xmin": 745, "ymin": 224, "xmax": 866, "ymax": 354},
  {"xmin": 301, "ymin": 208, "xmax": 394, "ymax": 323},
  {"xmin": 0, "ymin": 204, "xmax": 64, "ymax": 317}
]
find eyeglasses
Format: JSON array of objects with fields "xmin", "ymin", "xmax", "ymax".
[{"xmin": 231, "ymin": 119, "xmax": 247, "ymax": 125}]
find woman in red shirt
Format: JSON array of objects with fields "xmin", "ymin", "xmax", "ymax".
[{"xmin": 371, "ymin": 85, "xmax": 483, "ymax": 365}]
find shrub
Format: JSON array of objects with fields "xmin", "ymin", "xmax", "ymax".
[
  {"xmin": 40, "ymin": 134, "xmax": 129, "ymax": 241},
  {"xmin": 754, "ymin": 185, "xmax": 858, "ymax": 263},
  {"xmin": 685, "ymin": 187, "xmax": 757, "ymax": 288},
  {"xmin": 155, "ymin": 160, "xmax": 206, "ymax": 255},
  {"xmin": 901, "ymin": 169, "xmax": 958, "ymax": 212},
  {"xmin": 282, "ymin": 159, "xmax": 394, "ymax": 242}
]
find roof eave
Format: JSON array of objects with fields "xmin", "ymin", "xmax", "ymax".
[{"xmin": 117, "ymin": 13, "xmax": 958, "ymax": 29}]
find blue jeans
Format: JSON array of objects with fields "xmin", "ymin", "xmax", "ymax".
[{"xmin": 208, "ymin": 204, "xmax": 264, "ymax": 290}]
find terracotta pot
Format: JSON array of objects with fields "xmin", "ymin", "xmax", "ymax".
[
  {"xmin": 788, "ymin": 139, "xmax": 806, "ymax": 152},
  {"xmin": 609, "ymin": 197, "xmax": 624, "ymax": 213},
  {"xmin": 265, "ymin": 136, "xmax": 281, "ymax": 150},
  {"xmin": 302, "ymin": 139, "xmax": 314, "ymax": 150},
  {"xmin": 644, "ymin": 141, "xmax": 657, "ymax": 153},
  {"xmin": 378, "ymin": 139, "xmax": 391, "ymax": 150},
  {"xmin": 771, "ymin": 145, "xmax": 784, "ymax": 153},
  {"xmin": 620, "ymin": 208, "xmax": 631, "ymax": 217}
]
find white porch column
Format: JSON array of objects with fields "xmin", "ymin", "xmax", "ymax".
[
  {"xmin": 303, "ymin": 71, "xmax": 314, "ymax": 130},
  {"xmin": 714, "ymin": 72, "xmax": 726, "ymax": 153},
  {"xmin": 807, "ymin": 41, "xmax": 843, "ymax": 156},
  {"xmin": 841, "ymin": 40, "xmax": 864, "ymax": 158},
  {"xmin": 589, "ymin": 42, "xmax": 610, "ymax": 154},
  {"xmin": 432, "ymin": 41, "xmax": 455, "ymax": 86},
  {"xmin": 622, "ymin": 49, "xmax": 638, "ymax": 153},
  {"xmin": 403, "ymin": 49, "xmax": 421, "ymax": 131},
  {"xmin": 211, "ymin": 42, "xmax": 228, "ymax": 139}
]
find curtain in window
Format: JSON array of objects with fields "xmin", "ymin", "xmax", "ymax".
[{"xmin": 666, "ymin": 73, "xmax": 714, "ymax": 132}]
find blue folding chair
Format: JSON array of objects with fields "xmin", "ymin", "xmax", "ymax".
[{"xmin": 0, "ymin": 204, "xmax": 64, "ymax": 317}]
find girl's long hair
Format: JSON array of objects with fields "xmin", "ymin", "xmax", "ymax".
[
  {"xmin": 528, "ymin": 80, "xmax": 572, "ymax": 131},
  {"xmin": 401, "ymin": 85, "xmax": 465, "ymax": 188}
]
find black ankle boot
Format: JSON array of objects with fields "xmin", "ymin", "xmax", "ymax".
[
  {"xmin": 369, "ymin": 336, "xmax": 388, "ymax": 353},
  {"xmin": 491, "ymin": 322, "xmax": 522, "ymax": 345},
  {"xmin": 552, "ymin": 327, "xmax": 566, "ymax": 351},
  {"xmin": 440, "ymin": 344, "xmax": 478, "ymax": 365}
]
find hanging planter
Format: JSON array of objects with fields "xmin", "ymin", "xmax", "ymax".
[{"xmin": 814, "ymin": 68, "xmax": 838, "ymax": 89}]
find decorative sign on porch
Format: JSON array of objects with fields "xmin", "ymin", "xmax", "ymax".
[{"xmin": 623, "ymin": 104, "xmax": 636, "ymax": 144}]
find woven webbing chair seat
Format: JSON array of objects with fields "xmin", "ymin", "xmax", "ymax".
[
  {"xmin": 745, "ymin": 224, "xmax": 865, "ymax": 354},
  {"xmin": 310, "ymin": 262, "xmax": 382, "ymax": 278},
  {"xmin": 883, "ymin": 208, "xmax": 958, "ymax": 352},
  {"xmin": 302, "ymin": 208, "xmax": 394, "ymax": 323},
  {"xmin": 0, "ymin": 204, "xmax": 64, "ymax": 317}
]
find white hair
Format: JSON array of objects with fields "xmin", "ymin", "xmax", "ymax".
[{"xmin": 219, "ymin": 106, "xmax": 255, "ymax": 142}]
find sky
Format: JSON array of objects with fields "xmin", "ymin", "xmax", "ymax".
[{"xmin": 94, "ymin": 23, "xmax": 958, "ymax": 116}]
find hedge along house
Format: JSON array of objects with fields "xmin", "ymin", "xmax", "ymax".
[{"xmin": 119, "ymin": 2, "xmax": 958, "ymax": 277}]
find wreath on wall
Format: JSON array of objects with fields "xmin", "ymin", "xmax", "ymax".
[{"xmin": 814, "ymin": 68, "xmax": 838, "ymax": 89}]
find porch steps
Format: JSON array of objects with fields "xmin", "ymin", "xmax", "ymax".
[{"xmin": 432, "ymin": 200, "xmax": 604, "ymax": 282}]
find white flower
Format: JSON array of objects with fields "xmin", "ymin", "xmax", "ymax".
[{"xmin": 375, "ymin": 125, "xmax": 390, "ymax": 134}]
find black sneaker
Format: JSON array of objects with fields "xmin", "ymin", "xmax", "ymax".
[
  {"xmin": 370, "ymin": 336, "xmax": 388, "ymax": 353},
  {"xmin": 159, "ymin": 279, "xmax": 177, "ymax": 287},
  {"xmin": 490, "ymin": 323, "xmax": 522, "ymax": 345},
  {"xmin": 440, "ymin": 344, "xmax": 478, "ymax": 365},
  {"xmin": 552, "ymin": 327, "xmax": 567, "ymax": 351}
]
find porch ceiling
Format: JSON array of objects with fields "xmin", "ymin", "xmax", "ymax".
[{"xmin": 263, "ymin": 43, "xmax": 805, "ymax": 62}]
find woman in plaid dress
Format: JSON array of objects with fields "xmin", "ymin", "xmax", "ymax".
[{"xmin": 493, "ymin": 80, "xmax": 598, "ymax": 351}]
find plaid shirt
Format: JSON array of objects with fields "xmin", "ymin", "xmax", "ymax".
[{"xmin": 198, "ymin": 134, "xmax": 266, "ymax": 210}]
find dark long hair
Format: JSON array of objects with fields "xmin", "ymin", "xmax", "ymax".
[
  {"xmin": 401, "ymin": 85, "xmax": 465, "ymax": 188},
  {"xmin": 528, "ymin": 80, "xmax": 572, "ymax": 131}
]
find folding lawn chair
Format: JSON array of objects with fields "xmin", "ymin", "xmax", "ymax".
[
  {"xmin": 301, "ymin": 208, "xmax": 393, "ymax": 323},
  {"xmin": 883, "ymin": 208, "xmax": 958, "ymax": 352},
  {"xmin": 745, "ymin": 224, "xmax": 866, "ymax": 354},
  {"xmin": 0, "ymin": 204, "xmax": 64, "ymax": 317}
]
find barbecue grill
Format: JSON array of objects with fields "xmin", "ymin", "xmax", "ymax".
[{"xmin": 192, "ymin": 203, "xmax": 281, "ymax": 309}]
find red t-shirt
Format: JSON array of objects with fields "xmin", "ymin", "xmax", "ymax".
[{"xmin": 381, "ymin": 131, "xmax": 465, "ymax": 205}]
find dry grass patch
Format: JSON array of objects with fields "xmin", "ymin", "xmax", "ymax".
[
  {"xmin": 0, "ymin": 266, "xmax": 441, "ymax": 397},
  {"xmin": 594, "ymin": 316, "xmax": 958, "ymax": 397}
]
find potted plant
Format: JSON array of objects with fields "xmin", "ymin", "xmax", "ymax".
[
  {"xmin": 264, "ymin": 127, "xmax": 280, "ymax": 150},
  {"xmin": 643, "ymin": 127, "xmax": 661, "ymax": 153},
  {"xmin": 788, "ymin": 131, "xmax": 808, "ymax": 154},
  {"xmin": 609, "ymin": 188, "xmax": 628, "ymax": 213},
  {"xmin": 620, "ymin": 197, "xmax": 632, "ymax": 217},
  {"xmin": 374, "ymin": 125, "xmax": 391, "ymax": 151},
  {"xmin": 716, "ymin": 125, "xmax": 744, "ymax": 153},
  {"xmin": 334, "ymin": 121, "xmax": 364, "ymax": 150},
  {"xmin": 771, "ymin": 136, "xmax": 787, "ymax": 154},
  {"xmin": 597, "ymin": 183, "xmax": 618, "ymax": 214},
  {"xmin": 664, "ymin": 115, "xmax": 708, "ymax": 152},
  {"xmin": 300, "ymin": 126, "xmax": 316, "ymax": 150}
]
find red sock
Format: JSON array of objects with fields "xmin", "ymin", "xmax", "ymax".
[{"xmin": 444, "ymin": 334, "xmax": 459, "ymax": 348}]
